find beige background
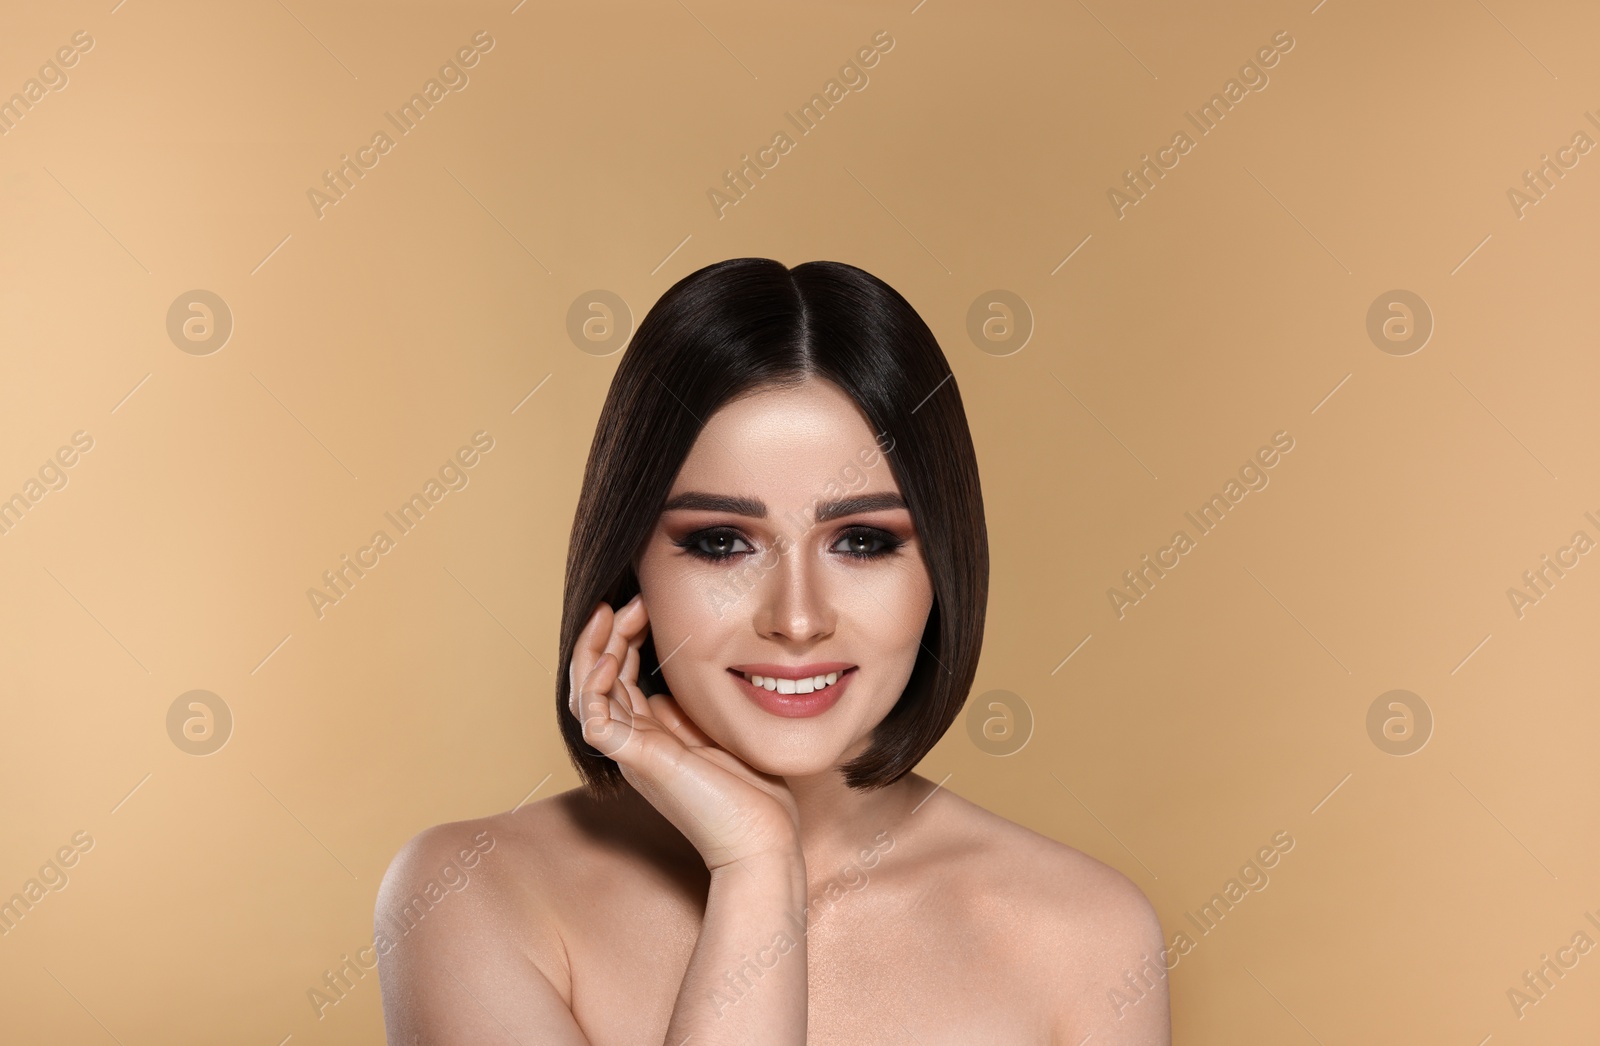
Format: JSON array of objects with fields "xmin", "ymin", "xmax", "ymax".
[{"xmin": 2, "ymin": 0, "xmax": 1597, "ymax": 1042}]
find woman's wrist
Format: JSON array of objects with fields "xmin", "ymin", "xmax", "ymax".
[{"xmin": 709, "ymin": 849, "xmax": 808, "ymax": 900}]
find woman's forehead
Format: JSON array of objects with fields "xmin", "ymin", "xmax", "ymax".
[{"xmin": 670, "ymin": 382, "xmax": 892, "ymax": 496}]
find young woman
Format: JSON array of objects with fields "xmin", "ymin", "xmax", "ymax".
[{"xmin": 377, "ymin": 258, "xmax": 1171, "ymax": 1044}]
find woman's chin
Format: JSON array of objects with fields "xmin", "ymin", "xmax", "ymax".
[
  {"xmin": 679, "ymin": 699, "xmax": 870, "ymax": 780},
  {"xmin": 723, "ymin": 747, "xmax": 838, "ymax": 779},
  {"xmin": 710, "ymin": 733, "xmax": 851, "ymax": 780}
]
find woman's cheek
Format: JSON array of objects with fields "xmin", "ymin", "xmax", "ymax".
[
  {"xmin": 667, "ymin": 563, "xmax": 731, "ymax": 632},
  {"xmin": 846, "ymin": 558, "xmax": 933, "ymax": 621}
]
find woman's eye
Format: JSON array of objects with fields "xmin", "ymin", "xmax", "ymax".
[
  {"xmin": 680, "ymin": 530, "xmax": 751, "ymax": 559},
  {"xmin": 832, "ymin": 529, "xmax": 901, "ymax": 558},
  {"xmin": 677, "ymin": 527, "xmax": 901, "ymax": 561}
]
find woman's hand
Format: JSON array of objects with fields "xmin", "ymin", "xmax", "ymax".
[{"xmin": 570, "ymin": 595, "xmax": 805, "ymax": 875}]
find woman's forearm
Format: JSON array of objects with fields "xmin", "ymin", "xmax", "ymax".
[{"xmin": 662, "ymin": 852, "xmax": 810, "ymax": 1045}]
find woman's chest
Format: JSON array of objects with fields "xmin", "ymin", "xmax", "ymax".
[{"xmin": 559, "ymin": 878, "xmax": 1059, "ymax": 1045}]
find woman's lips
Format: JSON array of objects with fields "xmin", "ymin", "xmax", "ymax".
[{"xmin": 727, "ymin": 666, "xmax": 856, "ymax": 718}]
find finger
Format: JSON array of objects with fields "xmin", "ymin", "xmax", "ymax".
[
  {"xmin": 578, "ymin": 653, "xmax": 635, "ymax": 755},
  {"xmin": 570, "ymin": 602, "xmax": 608, "ymax": 714},
  {"xmin": 569, "ymin": 601, "xmax": 613, "ymax": 717},
  {"xmin": 582, "ymin": 656, "xmax": 642, "ymax": 732},
  {"xmin": 611, "ymin": 598, "xmax": 651, "ymax": 660},
  {"xmin": 576, "ymin": 649, "xmax": 618, "ymax": 723},
  {"xmin": 584, "ymin": 701, "xmax": 635, "ymax": 754},
  {"xmin": 646, "ymin": 692, "xmax": 716, "ymax": 748},
  {"xmin": 619, "ymin": 642, "xmax": 647, "ymax": 716},
  {"xmin": 615, "ymin": 591, "xmax": 649, "ymax": 636},
  {"xmin": 601, "ymin": 595, "xmax": 643, "ymax": 673},
  {"xmin": 627, "ymin": 601, "xmax": 650, "ymax": 649},
  {"xmin": 603, "ymin": 597, "xmax": 653, "ymax": 713},
  {"xmin": 620, "ymin": 604, "xmax": 652, "ymax": 715}
]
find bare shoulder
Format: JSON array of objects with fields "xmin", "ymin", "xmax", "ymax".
[
  {"xmin": 926, "ymin": 784, "xmax": 1158, "ymax": 925},
  {"xmin": 373, "ymin": 799, "xmax": 567, "ymax": 973},
  {"xmin": 373, "ymin": 790, "xmax": 629, "ymax": 1044},
  {"xmin": 375, "ymin": 786, "xmax": 689, "ymax": 979},
  {"xmin": 920, "ymin": 785, "xmax": 1169, "ymax": 1042},
  {"xmin": 376, "ymin": 787, "xmax": 606, "ymax": 901}
]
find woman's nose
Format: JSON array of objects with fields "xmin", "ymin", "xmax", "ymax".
[{"xmin": 752, "ymin": 545, "xmax": 835, "ymax": 642}]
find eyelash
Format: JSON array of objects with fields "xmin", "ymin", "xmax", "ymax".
[{"xmin": 675, "ymin": 526, "xmax": 904, "ymax": 562}]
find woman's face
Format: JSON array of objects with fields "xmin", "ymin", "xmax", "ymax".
[{"xmin": 633, "ymin": 377, "xmax": 934, "ymax": 779}]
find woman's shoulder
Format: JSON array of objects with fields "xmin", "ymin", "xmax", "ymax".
[
  {"xmin": 374, "ymin": 791, "xmax": 679, "ymax": 1039},
  {"xmin": 375, "ymin": 788, "xmax": 641, "ymax": 1001},
  {"xmin": 378, "ymin": 785, "xmax": 649, "ymax": 906},
  {"xmin": 915, "ymin": 783, "xmax": 1168, "ymax": 1035},
  {"xmin": 921, "ymin": 783, "xmax": 1163, "ymax": 958},
  {"xmin": 378, "ymin": 784, "xmax": 695, "ymax": 921}
]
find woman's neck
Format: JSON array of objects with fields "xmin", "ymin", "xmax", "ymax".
[{"xmin": 783, "ymin": 769, "xmax": 930, "ymax": 881}]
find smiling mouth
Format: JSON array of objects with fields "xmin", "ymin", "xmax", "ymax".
[{"xmin": 730, "ymin": 667, "xmax": 854, "ymax": 695}]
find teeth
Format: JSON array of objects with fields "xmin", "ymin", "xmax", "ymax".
[{"xmin": 743, "ymin": 670, "xmax": 845, "ymax": 695}]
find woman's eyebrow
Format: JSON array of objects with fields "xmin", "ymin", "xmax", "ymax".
[
  {"xmin": 658, "ymin": 490, "xmax": 908, "ymax": 523},
  {"xmin": 813, "ymin": 492, "xmax": 907, "ymax": 523},
  {"xmin": 660, "ymin": 491, "xmax": 767, "ymax": 516}
]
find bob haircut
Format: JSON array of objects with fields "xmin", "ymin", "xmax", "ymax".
[{"xmin": 556, "ymin": 257, "xmax": 988, "ymax": 797}]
